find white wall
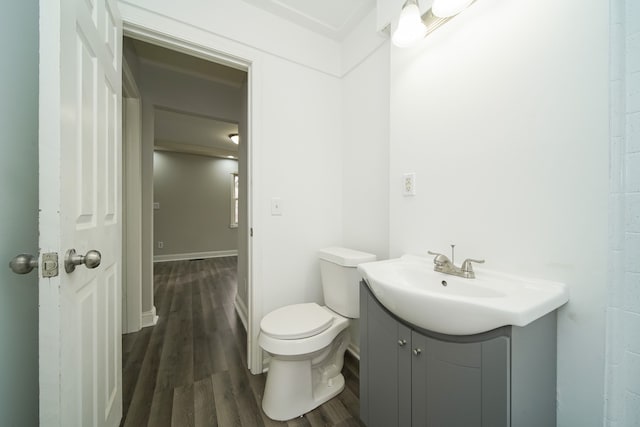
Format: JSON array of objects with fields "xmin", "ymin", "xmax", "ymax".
[
  {"xmin": 605, "ymin": 0, "xmax": 640, "ymax": 425},
  {"xmin": 388, "ymin": 0, "xmax": 609, "ymax": 425},
  {"xmin": 120, "ymin": 1, "xmax": 345, "ymax": 369},
  {"xmin": 0, "ymin": 1, "xmax": 39, "ymax": 425},
  {"xmin": 119, "ymin": 0, "xmax": 341, "ymax": 76},
  {"xmin": 259, "ymin": 56, "xmax": 343, "ymax": 314},
  {"xmin": 341, "ymin": 10, "xmax": 392, "ymax": 352},
  {"xmin": 342, "ymin": 41, "xmax": 390, "ymax": 262}
]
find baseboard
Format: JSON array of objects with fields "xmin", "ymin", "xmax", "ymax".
[
  {"xmin": 347, "ymin": 343, "xmax": 360, "ymax": 360},
  {"xmin": 153, "ymin": 250, "xmax": 238, "ymax": 263},
  {"xmin": 234, "ymin": 294, "xmax": 248, "ymax": 331},
  {"xmin": 141, "ymin": 306, "xmax": 159, "ymax": 327}
]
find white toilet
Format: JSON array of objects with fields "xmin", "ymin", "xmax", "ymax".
[{"xmin": 258, "ymin": 247, "xmax": 376, "ymax": 421}]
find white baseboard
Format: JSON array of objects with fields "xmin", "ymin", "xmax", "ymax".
[
  {"xmin": 153, "ymin": 250, "xmax": 238, "ymax": 263},
  {"xmin": 234, "ymin": 294, "xmax": 248, "ymax": 331},
  {"xmin": 347, "ymin": 343, "xmax": 360, "ymax": 360},
  {"xmin": 141, "ymin": 306, "xmax": 159, "ymax": 327}
]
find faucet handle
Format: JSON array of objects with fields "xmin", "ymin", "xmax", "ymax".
[
  {"xmin": 461, "ymin": 258, "xmax": 485, "ymax": 273},
  {"xmin": 428, "ymin": 251, "xmax": 450, "ymax": 266}
]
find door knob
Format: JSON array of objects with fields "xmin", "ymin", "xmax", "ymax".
[
  {"xmin": 9, "ymin": 254, "xmax": 38, "ymax": 274},
  {"xmin": 413, "ymin": 348, "xmax": 422, "ymax": 356},
  {"xmin": 65, "ymin": 249, "xmax": 101, "ymax": 273}
]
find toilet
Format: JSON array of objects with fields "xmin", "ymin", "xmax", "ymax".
[{"xmin": 258, "ymin": 247, "xmax": 376, "ymax": 421}]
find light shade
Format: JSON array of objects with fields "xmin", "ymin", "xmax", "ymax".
[
  {"xmin": 431, "ymin": 0, "xmax": 474, "ymax": 18},
  {"xmin": 228, "ymin": 133, "xmax": 239, "ymax": 144},
  {"xmin": 392, "ymin": 0, "xmax": 427, "ymax": 48}
]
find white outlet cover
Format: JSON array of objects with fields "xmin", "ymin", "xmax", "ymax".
[
  {"xmin": 403, "ymin": 173, "xmax": 416, "ymax": 196},
  {"xmin": 271, "ymin": 198, "xmax": 283, "ymax": 215}
]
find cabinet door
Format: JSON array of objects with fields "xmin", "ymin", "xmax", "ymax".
[
  {"xmin": 412, "ymin": 333, "xmax": 483, "ymax": 427},
  {"xmin": 411, "ymin": 332, "xmax": 509, "ymax": 427},
  {"xmin": 360, "ymin": 286, "xmax": 411, "ymax": 427}
]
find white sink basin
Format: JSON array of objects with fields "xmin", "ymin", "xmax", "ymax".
[{"xmin": 358, "ymin": 255, "xmax": 569, "ymax": 335}]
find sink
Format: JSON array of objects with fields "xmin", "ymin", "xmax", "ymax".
[{"xmin": 357, "ymin": 255, "xmax": 569, "ymax": 335}]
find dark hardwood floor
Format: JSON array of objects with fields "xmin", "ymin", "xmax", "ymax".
[{"xmin": 121, "ymin": 257, "xmax": 362, "ymax": 427}]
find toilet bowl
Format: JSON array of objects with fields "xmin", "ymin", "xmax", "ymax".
[{"xmin": 258, "ymin": 247, "xmax": 376, "ymax": 421}]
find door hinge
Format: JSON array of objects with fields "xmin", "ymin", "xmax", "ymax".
[
  {"xmin": 42, "ymin": 252, "xmax": 59, "ymax": 278},
  {"xmin": 250, "ymin": 227, "xmax": 253, "ymax": 237}
]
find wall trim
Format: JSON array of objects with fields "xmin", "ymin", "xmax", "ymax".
[
  {"xmin": 141, "ymin": 306, "xmax": 158, "ymax": 328},
  {"xmin": 122, "ymin": 93, "xmax": 143, "ymax": 335},
  {"xmin": 234, "ymin": 294, "xmax": 248, "ymax": 331},
  {"xmin": 347, "ymin": 343, "xmax": 360, "ymax": 361},
  {"xmin": 153, "ymin": 250, "xmax": 238, "ymax": 263}
]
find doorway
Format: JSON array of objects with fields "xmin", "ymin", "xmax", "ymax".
[{"xmin": 120, "ymin": 31, "xmax": 259, "ymax": 372}]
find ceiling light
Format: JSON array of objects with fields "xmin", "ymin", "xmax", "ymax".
[
  {"xmin": 431, "ymin": 0, "xmax": 474, "ymax": 18},
  {"xmin": 228, "ymin": 133, "xmax": 239, "ymax": 144},
  {"xmin": 392, "ymin": 0, "xmax": 427, "ymax": 48}
]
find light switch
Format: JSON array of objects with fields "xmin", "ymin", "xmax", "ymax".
[
  {"xmin": 403, "ymin": 173, "xmax": 416, "ymax": 196},
  {"xmin": 271, "ymin": 198, "xmax": 283, "ymax": 216},
  {"xmin": 153, "ymin": 202, "xmax": 160, "ymax": 210}
]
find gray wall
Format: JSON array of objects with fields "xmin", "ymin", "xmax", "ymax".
[
  {"xmin": 0, "ymin": 1, "xmax": 39, "ymax": 425},
  {"xmin": 153, "ymin": 151, "xmax": 238, "ymax": 257}
]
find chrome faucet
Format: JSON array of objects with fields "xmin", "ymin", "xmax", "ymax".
[{"xmin": 428, "ymin": 245, "xmax": 485, "ymax": 279}]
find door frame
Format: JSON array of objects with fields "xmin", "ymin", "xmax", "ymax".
[
  {"xmin": 122, "ymin": 20, "xmax": 264, "ymax": 374},
  {"xmin": 122, "ymin": 57, "xmax": 143, "ymax": 334}
]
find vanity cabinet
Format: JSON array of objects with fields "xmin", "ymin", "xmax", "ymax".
[{"xmin": 360, "ymin": 282, "xmax": 557, "ymax": 427}]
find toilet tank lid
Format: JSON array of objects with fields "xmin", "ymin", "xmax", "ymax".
[{"xmin": 319, "ymin": 247, "xmax": 376, "ymax": 267}]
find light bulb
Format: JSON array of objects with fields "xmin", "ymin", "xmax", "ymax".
[{"xmin": 392, "ymin": 2, "xmax": 427, "ymax": 47}]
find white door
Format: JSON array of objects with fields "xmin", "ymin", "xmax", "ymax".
[{"xmin": 38, "ymin": 0, "xmax": 123, "ymax": 426}]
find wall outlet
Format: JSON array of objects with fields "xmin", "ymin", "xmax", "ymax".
[
  {"xmin": 157, "ymin": 241, "xmax": 164, "ymax": 249},
  {"xmin": 403, "ymin": 173, "xmax": 416, "ymax": 196},
  {"xmin": 271, "ymin": 198, "xmax": 283, "ymax": 216}
]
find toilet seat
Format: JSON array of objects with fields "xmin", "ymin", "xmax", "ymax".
[{"xmin": 260, "ymin": 303, "xmax": 333, "ymax": 340}]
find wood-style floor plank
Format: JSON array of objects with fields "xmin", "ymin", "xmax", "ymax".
[
  {"xmin": 194, "ymin": 376, "xmax": 217, "ymax": 427},
  {"xmin": 121, "ymin": 257, "xmax": 361, "ymax": 427}
]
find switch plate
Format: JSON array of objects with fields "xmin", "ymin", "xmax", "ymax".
[
  {"xmin": 153, "ymin": 202, "xmax": 160, "ymax": 210},
  {"xmin": 157, "ymin": 241, "xmax": 164, "ymax": 249},
  {"xmin": 271, "ymin": 198, "xmax": 283, "ymax": 216},
  {"xmin": 403, "ymin": 173, "xmax": 416, "ymax": 196}
]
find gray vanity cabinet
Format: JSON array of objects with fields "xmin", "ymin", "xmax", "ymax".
[{"xmin": 360, "ymin": 282, "xmax": 556, "ymax": 427}]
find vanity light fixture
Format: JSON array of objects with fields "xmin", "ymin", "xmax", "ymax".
[
  {"xmin": 392, "ymin": 0, "xmax": 475, "ymax": 48},
  {"xmin": 431, "ymin": 0, "xmax": 474, "ymax": 18},
  {"xmin": 228, "ymin": 133, "xmax": 239, "ymax": 144}
]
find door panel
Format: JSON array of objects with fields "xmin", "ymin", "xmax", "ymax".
[{"xmin": 39, "ymin": 0, "xmax": 122, "ymax": 425}]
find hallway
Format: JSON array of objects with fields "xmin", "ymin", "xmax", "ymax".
[{"xmin": 121, "ymin": 257, "xmax": 361, "ymax": 426}]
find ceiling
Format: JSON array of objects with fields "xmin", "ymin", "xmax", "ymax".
[
  {"xmin": 154, "ymin": 108, "xmax": 239, "ymax": 159},
  {"xmin": 242, "ymin": 0, "xmax": 376, "ymax": 40},
  {"xmin": 127, "ymin": 38, "xmax": 244, "ymax": 159}
]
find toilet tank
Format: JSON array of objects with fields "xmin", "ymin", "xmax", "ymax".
[{"xmin": 319, "ymin": 247, "xmax": 376, "ymax": 318}]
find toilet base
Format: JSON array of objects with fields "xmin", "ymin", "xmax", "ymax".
[{"xmin": 261, "ymin": 330, "xmax": 349, "ymax": 421}]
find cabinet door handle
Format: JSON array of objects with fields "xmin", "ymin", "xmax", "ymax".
[
  {"xmin": 398, "ymin": 339, "xmax": 407, "ymax": 347},
  {"xmin": 413, "ymin": 348, "xmax": 422, "ymax": 356}
]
